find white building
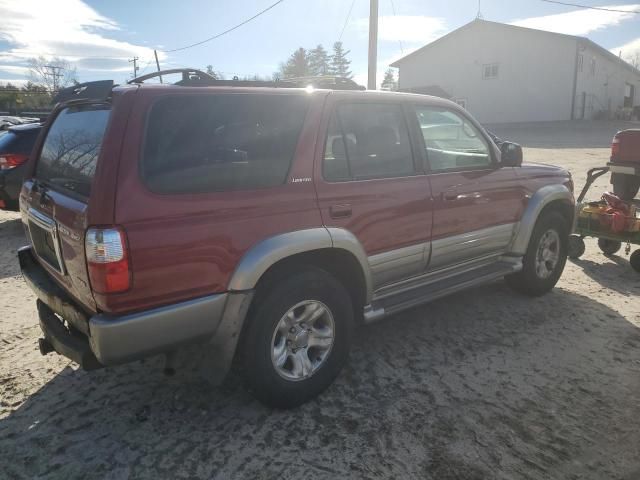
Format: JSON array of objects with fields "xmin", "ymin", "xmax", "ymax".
[{"xmin": 391, "ymin": 19, "xmax": 640, "ymax": 123}]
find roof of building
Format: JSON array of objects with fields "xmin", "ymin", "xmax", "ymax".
[{"xmin": 390, "ymin": 18, "xmax": 640, "ymax": 76}]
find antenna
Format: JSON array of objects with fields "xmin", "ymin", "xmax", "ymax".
[{"xmin": 476, "ymin": 0, "xmax": 483, "ymax": 19}]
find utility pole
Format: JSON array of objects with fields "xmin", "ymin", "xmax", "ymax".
[
  {"xmin": 129, "ymin": 56, "xmax": 139, "ymax": 79},
  {"xmin": 43, "ymin": 65, "xmax": 63, "ymax": 93},
  {"xmin": 154, "ymin": 50, "xmax": 163, "ymax": 83},
  {"xmin": 368, "ymin": 0, "xmax": 379, "ymax": 90}
]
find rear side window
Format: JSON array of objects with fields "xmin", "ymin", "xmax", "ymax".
[
  {"xmin": 142, "ymin": 94, "xmax": 310, "ymax": 194},
  {"xmin": 323, "ymin": 103, "xmax": 414, "ymax": 181},
  {"xmin": 36, "ymin": 105, "xmax": 110, "ymax": 197},
  {"xmin": 0, "ymin": 128, "xmax": 39, "ymax": 154}
]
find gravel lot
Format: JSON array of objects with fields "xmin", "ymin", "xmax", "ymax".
[{"xmin": 1, "ymin": 121, "xmax": 640, "ymax": 479}]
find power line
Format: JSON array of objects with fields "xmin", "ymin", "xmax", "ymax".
[
  {"xmin": 164, "ymin": 0, "xmax": 286, "ymax": 53},
  {"xmin": 339, "ymin": 0, "xmax": 358, "ymax": 42},
  {"xmin": 540, "ymin": 0, "xmax": 640, "ymax": 14},
  {"xmin": 389, "ymin": 0, "xmax": 404, "ymax": 54}
]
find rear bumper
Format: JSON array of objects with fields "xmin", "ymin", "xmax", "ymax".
[
  {"xmin": 0, "ymin": 164, "xmax": 26, "ymax": 209},
  {"xmin": 19, "ymin": 246, "xmax": 252, "ymax": 374}
]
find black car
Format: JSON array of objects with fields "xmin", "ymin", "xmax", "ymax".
[{"xmin": 0, "ymin": 123, "xmax": 41, "ymax": 210}]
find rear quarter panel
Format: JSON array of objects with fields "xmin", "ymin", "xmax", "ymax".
[{"xmin": 105, "ymin": 89, "xmax": 325, "ymax": 314}]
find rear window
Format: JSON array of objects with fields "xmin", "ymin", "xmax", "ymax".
[
  {"xmin": 36, "ymin": 105, "xmax": 110, "ymax": 198},
  {"xmin": 142, "ymin": 94, "xmax": 309, "ymax": 194},
  {"xmin": 0, "ymin": 128, "xmax": 39, "ymax": 154}
]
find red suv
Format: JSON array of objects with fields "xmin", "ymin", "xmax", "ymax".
[{"xmin": 19, "ymin": 70, "xmax": 574, "ymax": 407}]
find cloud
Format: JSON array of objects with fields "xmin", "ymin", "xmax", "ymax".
[
  {"xmin": 0, "ymin": 0, "xmax": 164, "ymax": 80},
  {"xmin": 612, "ymin": 37, "xmax": 640, "ymax": 66},
  {"xmin": 510, "ymin": 4, "xmax": 640, "ymax": 36},
  {"xmin": 354, "ymin": 15, "xmax": 447, "ymax": 44}
]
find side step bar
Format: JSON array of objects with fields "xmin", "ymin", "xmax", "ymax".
[{"xmin": 363, "ymin": 258, "xmax": 522, "ymax": 324}]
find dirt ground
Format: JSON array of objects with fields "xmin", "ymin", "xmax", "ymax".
[{"xmin": 1, "ymin": 122, "xmax": 640, "ymax": 479}]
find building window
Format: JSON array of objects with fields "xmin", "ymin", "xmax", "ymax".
[
  {"xmin": 482, "ymin": 63, "xmax": 499, "ymax": 79},
  {"xmin": 589, "ymin": 58, "xmax": 596, "ymax": 76},
  {"xmin": 577, "ymin": 54, "xmax": 583, "ymax": 72}
]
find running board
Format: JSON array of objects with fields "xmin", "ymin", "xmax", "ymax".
[{"xmin": 363, "ymin": 258, "xmax": 522, "ymax": 324}]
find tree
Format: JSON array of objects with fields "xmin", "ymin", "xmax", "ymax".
[
  {"xmin": 330, "ymin": 42, "xmax": 352, "ymax": 79},
  {"xmin": 27, "ymin": 56, "xmax": 78, "ymax": 93},
  {"xmin": 279, "ymin": 48, "xmax": 310, "ymax": 79},
  {"xmin": 625, "ymin": 51, "xmax": 639, "ymax": 69},
  {"xmin": 381, "ymin": 68, "xmax": 397, "ymax": 90},
  {"xmin": 308, "ymin": 44, "xmax": 330, "ymax": 76},
  {"xmin": 205, "ymin": 65, "xmax": 224, "ymax": 80}
]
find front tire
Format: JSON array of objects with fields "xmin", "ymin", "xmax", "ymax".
[
  {"xmin": 507, "ymin": 211, "xmax": 569, "ymax": 296},
  {"xmin": 598, "ymin": 238, "xmax": 622, "ymax": 256},
  {"xmin": 241, "ymin": 267, "xmax": 354, "ymax": 408}
]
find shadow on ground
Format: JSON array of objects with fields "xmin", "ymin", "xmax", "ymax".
[
  {"xmin": 1, "ymin": 284, "xmax": 639, "ymax": 479},
  {"xmin": 0, "ymin": 216, "xmax": 24, "ymax": 280}
]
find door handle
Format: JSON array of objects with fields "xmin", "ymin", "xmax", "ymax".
[{"xmin": 329, "ymin": 204, "xmax": 352, "ymax": 219}]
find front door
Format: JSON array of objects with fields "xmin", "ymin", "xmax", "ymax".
[
  {"xmin": 410, "ymin": 104, "xmax": 523, "ymax": 271},
  {"xmin": 314, "ymin": 96, "xmax": 433, "ymax": 289}
]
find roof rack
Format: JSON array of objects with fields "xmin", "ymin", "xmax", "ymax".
[{"xmin": 128, "ymin": 68, "xmax": 365, "ymax": 90}]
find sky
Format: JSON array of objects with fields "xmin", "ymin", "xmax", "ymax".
[{"xmin": 0, "ymin": 0, "xmax": 639, "ymax": 88}]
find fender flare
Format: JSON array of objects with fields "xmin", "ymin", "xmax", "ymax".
[
  {"xmin": 228, "ymin": 227, "xmax": 373, "ymax": 303},
  {"xmin": 509, "ymin": 184, "xmax": 574, "ymax": 255}
]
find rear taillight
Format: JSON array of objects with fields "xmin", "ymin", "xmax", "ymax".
[
  {"xmin": 85, "ymin": 227, "xmax": 130, "ymax": 294},
  {"xmin": 0, "ymin": 154, "xmax": 29, "ymax": 170},
  {"xmin": 611, "ymin": 136, "xmax": 620, "ymax": 159}
]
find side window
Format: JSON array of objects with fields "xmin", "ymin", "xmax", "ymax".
[
  {"xmin": 414, "ymin": 106, "xmax": 491, "ymax": 172},
  {"xmin": 142, "ymin": 94, "xmax": 309, "ymax": 194},
  {"xmin": 323, "ymin": 103, "xmax": 415, "ymax": 181}
]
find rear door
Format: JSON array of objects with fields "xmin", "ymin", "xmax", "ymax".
[
  {"xmin": 410, "ymin": 104, "xmax": 523, "ymax": 270},
  {"xmin": 314, "ymin": 95, "xmax": 433, "ymax": 289},
  {"xmin": 22, "ymin": 104, "xmax": 112, "ymax": 311}
]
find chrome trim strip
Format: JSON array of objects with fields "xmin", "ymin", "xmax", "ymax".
[
  {"xmin": 429, "ymin": 223, "xmax": 516, "ymax": 271},
  {"xmin": 27, "ymin": 207, "xmax": 66, "ymax": 275}
]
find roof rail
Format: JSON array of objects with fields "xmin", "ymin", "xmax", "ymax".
[{"xmin": 128, "ymin": 68, "xmax": 365, "ymax": 90}]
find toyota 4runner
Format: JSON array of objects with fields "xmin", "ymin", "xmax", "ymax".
[{"xmin": 18, "ymin": 70, "xmax": 574, "ymax": 408}]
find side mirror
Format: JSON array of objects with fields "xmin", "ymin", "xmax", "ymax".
[{"xmin": 500, "ymin": 141, "xmax": 523, "ymax": 167}]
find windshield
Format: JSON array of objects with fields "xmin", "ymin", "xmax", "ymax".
[{"xmin": 35, "ymin": 104, "xmax": 110, "ymax": 198}]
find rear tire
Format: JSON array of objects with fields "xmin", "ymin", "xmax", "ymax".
[
  {"xmin": 611, "ymin": 173, "xmax": 640, "ymax": 200},
  {"xmin": 241, "ymin": 267, "xmax": 354, "ymax": 408},
  {"xmin": 598, "ymin": 238, "xmax": 622, "ymax": 256},
  {"xmin": 507, "ymin": 211, "xmax": 569, "ymax": 296},
  {"xmin": 568, "ymin": 235, "xmax": 586, "ymax": 259}
]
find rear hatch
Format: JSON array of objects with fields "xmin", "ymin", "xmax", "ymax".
[{"xmin": 22, "ymin": 103, "xmax": 111, "ymax": 312}]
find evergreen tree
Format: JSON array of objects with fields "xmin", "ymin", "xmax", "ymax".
[
  {"xmin": 279, "ymin": 48, "xmax": 310, "ymax": 78},
  {"xmin": 381, "ymin": 68, "xmax": 397, "ymax": 90},
  {"xmin": 330, "ymin": 41, "xmax": 352, "ymax": 79},
  {"xmin": 308, "ymin": 44, "xmax": 330, "ymax": 76}
]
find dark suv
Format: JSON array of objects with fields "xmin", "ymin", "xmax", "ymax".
[
  {"xmin": 0, "ymin": 123, "xmax": 41, "ymax": 210},
  {"xmin": 19, "ymin": 71, "xmax": 574, "ymax": 407}
]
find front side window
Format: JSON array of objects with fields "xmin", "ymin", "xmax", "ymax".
[
  {"xmin": 323, "ymin": 103, "xmax": 414, "ymax": 181},
  {"xmin": 142, "ymin": 94, "xmax": 309, "ymax": 194},
  {"xmin": 414, "ymin": 106, "xmax": 491, "ymax": 172}
]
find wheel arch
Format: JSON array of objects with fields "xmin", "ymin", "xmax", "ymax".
[
  {"xmin": 228, "ymin": 227, "xmax": 373, "ymax": 308},
  {"xmin": 509, "ymin": 185, "xmax": 575, "ymax": 255}
]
